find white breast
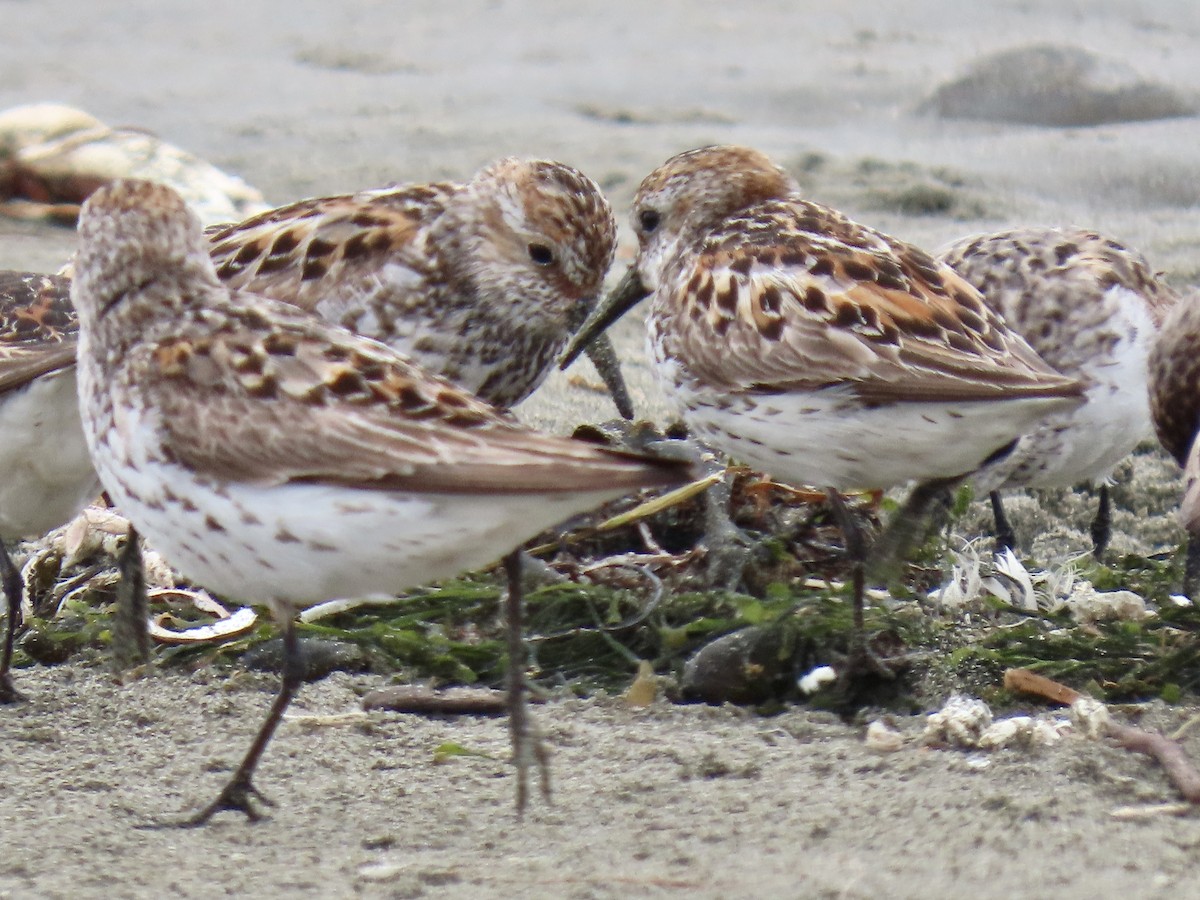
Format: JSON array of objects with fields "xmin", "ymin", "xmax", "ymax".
[
  {"xmin": 972, "ymin": 284, "xmax": 1158, "ymax": 492},
  {"xmin": 88, "ymin": 409, "xmax": 640, "ymax": 613},
  {"xmin": 677, "ymin": 381, "xmax": 1075, "ymax": 491},
  {"xmin": 0, "ymin": 368, "xmax": 99, "ymax": 538}
]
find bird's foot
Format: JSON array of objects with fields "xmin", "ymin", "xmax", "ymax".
[
  {"xmin": 172, "ymin": 773, "xmax": 275, "ymax": 828},
  {"xmin": 512, "ymin": 722, "xmax": 552, "ymax": 816},
  {"xmin": 828, "ymin": 632, "xmax": 905, "ymax": 703},
  {"xmin": 0, "ymin": 671, "xmax": 24, "ymax": 705}
]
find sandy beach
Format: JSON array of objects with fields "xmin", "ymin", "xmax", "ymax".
[{"xmin": 4, "ymin": 1, "xmax": 1200, "ymax": 897}]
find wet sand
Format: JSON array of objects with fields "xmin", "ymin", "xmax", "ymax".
[
  {"xmin": 3, "ymin": 1, "xmax": 1200, "ymax": 897},
  {"xmin": 5, "ymin": 667, "xmax": 1200, "ymax": 899}
]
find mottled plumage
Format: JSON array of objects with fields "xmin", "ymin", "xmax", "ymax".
[
  {"xmin": 1149, "ymin": 293, "xmax": 1200, "ymax": 531},
  {"xmin": 566, "ymin": 146, "xmax": 1083, "ymax": 490},
  {"xmin": 206, "ymin": 158, "xmax": 621, "ymax": 411},
  {"xmin": 942, "ymin": 227, "xmax": 1177, "ymax": 555},
  {"xmin": 561, "ymin": 145, "xmax": 1084, "ymax": 671},
  {"xmin": 0, "ymin": 272, "xmax": 99, "ymax": 701},
  {"xmin": 71, "ymin": 179, "xmax": 687, "ymax": 821},
  {"xmin": 1148, "ymin": 292, "xmax": 1200, "ymax": 600},
  {"xmin": 945, "ymin": 227, "xmax": 1175, "ymax": 490}
]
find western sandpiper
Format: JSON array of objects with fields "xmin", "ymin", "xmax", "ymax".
[
  {"xmin": 562, "ymin": 145, "xmax": 1084, "ymax": 674},
  {"xmin": 207, "ymin": 158, "xmax": 632, "ymax": 416},
  {"xmin": 0, "ymin": 271, "xmax": 98, "ymax": 702},
  {"xmin": 941, "ymin": 227, "xmax": 1177, "ymax": 558},
  {"xmin": 1148, "ymin": 291, "xmax": 1200, "ymax": 597},
  {"xmin": 72, "ymin": 179, "xmax": 689, "ymax": 822}
]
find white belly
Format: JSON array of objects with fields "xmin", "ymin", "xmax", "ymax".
[
  {"xmin": 0, "ymin": 368, "xmax": 99, "ymax": 538},
  {"xmin": 675, "ymin": 382, "xmax": 1075, "ymax": 491},
  {"xmin": 92, "ymin": 436, "xmax": 633, "ymax": 614},
  {"xmin": 972, "ymin": 284, "xmax": 1157, "ymax": 492}
]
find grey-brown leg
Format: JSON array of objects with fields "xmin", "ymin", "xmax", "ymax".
[
  {"xmin": 178, "ymin": 615, "xmax": 301, "ymax": 826},
  {"xmin": 504, "ymin": 551, "xmax": 550, "ymax": 814},
  {"xmin": 825, "ymin": 489, "xmax": 875, "ymax": 675},
  {"xmin": 640, "ymin": 436, "xmax": 756, "ymax": 590},
  {"xmin": 701, "ymin": 466, "xmax": 757, "ymax": 591},
  {"xmin": 1183, "ymin": 533, "xmax": 1200, "ymax": 601},
  {"xmin": 868, "ymin": 476, "xmax": 961, "ymax": 586},
  {"xmin": 111, "ymin": 525, "xmax": 151, "ymax": 672},
  {"xmin": 840, "ymin": 474, "xmax": 965, "ymax": 686}
]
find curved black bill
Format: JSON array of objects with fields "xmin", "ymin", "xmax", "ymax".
[{"xmin": 558, "ymin": 266, "xmax": 650, "ymax": 370}]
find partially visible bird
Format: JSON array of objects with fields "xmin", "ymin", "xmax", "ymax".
[
  {"xmin": 941, "ymin": 227, "xmax": 1177, "ymax": 558},
  {"xmin": 0, "ymin": 271, "xmax": 98, "ymax": 703},
  {"xmin": 1148, "ymin": 291, "xmax": 1200, "ymax": 598}
]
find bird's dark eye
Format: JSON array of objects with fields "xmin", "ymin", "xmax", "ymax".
[
  {"xmin": 528, "ymin": 243, "xmax": 555, "ymax": 266},
  {"xmin": 639, "ymin": 209, "xmax": 661, "ymax": 233}
]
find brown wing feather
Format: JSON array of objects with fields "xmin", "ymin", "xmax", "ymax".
[
  {"xmin": 1149, "ymin": 293, "xmax": 1200, "ymax": 465},
  {"xmin": 0, "ymin": 341, "xmax": 77, "ymax": 394},
  {"xmin": 0, "ymin": 271, "xmax": 79, "ymax": 394},
  {"xmin": 144, "ymin": 294, "xmax": 686, "ymax": 494},
  {"xmin": 205, "ymin": 183, "xmax": 455, "ymax": 309},
  {"xmin": 664, "ymin": 213, "xmax": 1083, "ymax": 405}
]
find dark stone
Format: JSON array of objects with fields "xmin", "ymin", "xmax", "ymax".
[
  {"xmin": 241, "ymin": 637, "xmax": 367, "ymax": 682},
  {"xmin": 680, "ymin": 626, "xmax": 793, "ymax": 705}
]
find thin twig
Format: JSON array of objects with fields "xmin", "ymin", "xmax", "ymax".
[
  {"xmin": 1170, "ymin": 713, "xmax": 1200, "ymax": 742},
  {"xmin": 1005, "ymin": 667, "xmax": 1200, "ymax": 805},
  {"xmin": 361, "ymin": 685, "xmax": 528, "ymax": 715},
  {"xmin": 1106, "ymin": 721, "xmax": 1200, "ymax": 803},
  {"xmin": 636, "ymin": 521, "xmax": 666, "ymax": 556},
  {"xmin": 46, "ymin": 563, "xmax": 106, "ymax": 615},
  {"xmin": 1110, "ymin": 803, "xmax": 1193, "ymax": 821}
]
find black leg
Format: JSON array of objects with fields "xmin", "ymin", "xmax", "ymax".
[
  {"xmin": 1090, "ymin": 484, "xmax": 1112, "ymax": 561},
  {"xmin": 990, "ymin": 491, "xmax": 1017, "ymax": 554},
  {"xmin": 178, "ymin": 614, "xmax": 301, "ymax": 826},
  {"xmin": 112, "ymin": 525, "xmax": 151, "ymax": 672},
  {"xmin": 1183, "ymin": 533, "xmax": 1200, "ymax": 602},
  {"xmin": 0, "ymin": 542, "xmax": 24, "ymax": 704},
  {"xmin": 504, "ymin": 551, "xmax": 550, "ymax": 814}
]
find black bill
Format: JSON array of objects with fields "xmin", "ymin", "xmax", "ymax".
[{"xmin": 559, "ymin": 266, "xmax": 650, "ymax": 370}]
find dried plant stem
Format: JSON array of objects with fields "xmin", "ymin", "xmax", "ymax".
[{"xmin": 1005, "ymin": 668, "xmax": 1200, "ymax": 804}]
